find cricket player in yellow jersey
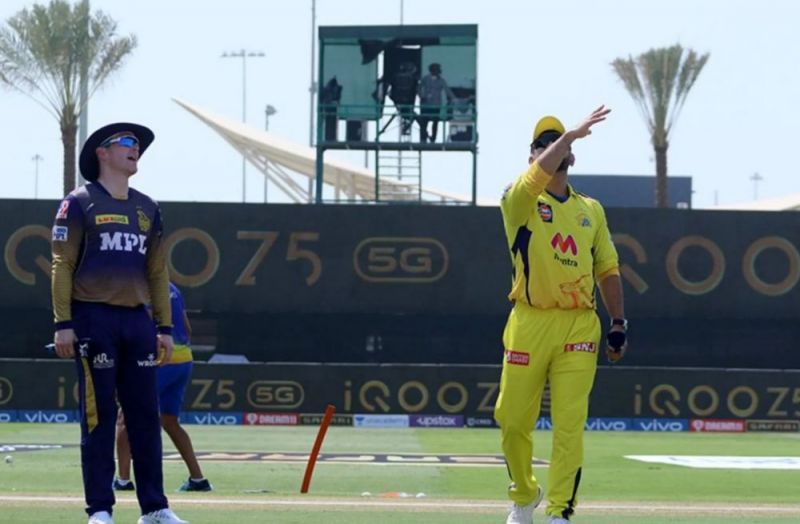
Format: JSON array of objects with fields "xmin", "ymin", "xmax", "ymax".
[{"xmin": 495, "ymin": 106, "xmax": 628, "ymax": 524}]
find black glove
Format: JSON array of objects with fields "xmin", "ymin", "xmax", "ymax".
[{"xmin": 605, "ymin": 330, "xmax": 627, "ymax": 363}]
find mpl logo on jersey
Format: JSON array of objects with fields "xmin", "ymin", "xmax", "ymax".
[
  {"xmin": 410, "ymin": 415, "xmax": 464, "ymax": 428},
  {"xmin": 690, "ymin": 419, "xmax": 746, "ymax": 433},
  {"xmin": 182, "ymin": 411, "xmax": 243, "ymax": 425},
  {"xmin": 634, "ymin": 418, "xmax": 689, "ymax": 432},
  {"xmin": 243, "ymin": 412, "xmax": 299, "ymax": 426},
  {"xmin": 99, "ymin": 232, "xmax": 148, "ymax": 255},
  {"xmin": 18, "ymin": 410, "xmax": 76, "ymax": 423},
  {"xmin": 353, "ymin": 414, "xmax": 410, "ymax": 428}
]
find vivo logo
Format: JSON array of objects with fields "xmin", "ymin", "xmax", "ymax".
[
  {"xmin": 0, "ymin": 412, "xmax": 14, "ymax": 422},
  {"xmin": 585, "ymin": 418, "xmax": 629, "ymax": 431},
  {"xmin": 636, "ymin": 419, "xmax": 688, "ymax": 432},
  {"xmin": 99, "ymin": 232, "xmax": 148, "ymax": 254},
  {"xmin": 20, "ymin": 410, "xmax": 71, "ymax": 423},
  {"xmin": 535, "ymin": 417, "xmax": 553, "ymax": 430},
  {"xmin": 189, "ymin": 413, "xmax": 240, "ymax": 425}
]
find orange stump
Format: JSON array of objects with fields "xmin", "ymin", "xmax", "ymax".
[{"xmin": 300, "ymin": 404, "xmax": 336, "ymax": 493}]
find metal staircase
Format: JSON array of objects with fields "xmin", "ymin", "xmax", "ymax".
[{"xmin": 376, "ymin": 149, "xmax": 422, "ymax": 201}]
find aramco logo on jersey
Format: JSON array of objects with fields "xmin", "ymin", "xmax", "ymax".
[{"xmin": 550, "ymin": 233, "xmax": 578, "ymax": 256}]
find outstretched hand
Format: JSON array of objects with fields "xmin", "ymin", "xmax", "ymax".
[{"xmin": 570, "ymin": 105, "xmax": 611, "ymax": 139}]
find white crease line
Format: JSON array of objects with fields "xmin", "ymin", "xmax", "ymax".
[{"xmin": 1, "ymin": 496, "xmax": 799, "ymax": 514}]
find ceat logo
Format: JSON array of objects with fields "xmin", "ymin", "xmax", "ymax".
[{"xmin": 550, "ymin": 233, "xmax": 577, "ymax": 255}]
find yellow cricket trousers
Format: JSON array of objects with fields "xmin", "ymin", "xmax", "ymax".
[{"xmin": 494, "ymin": 304, "xmax": 600, "ymax": 519}]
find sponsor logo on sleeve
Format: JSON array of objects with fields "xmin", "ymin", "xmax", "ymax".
[
  {"xmin": 538, "ymin": 202, "xmax": 553, "ymax": 222},
  {"xmin": 55, "ymin": 199, "xmax": 70, "ymax": 219},
  {"xmin": 504, "ymin": 350, "xmax": 530, "ymax": 366},
  {"xmin": 95, "ymin": 214, "xmax": 130, "ymax": 225},
  {"xmin": 690, "ymin": 419, "xmax": 746, "ymax": 433},
  {"xmin": 576, "ymin": 213, "xmax": 592, "ymax": 228},
  {"xmin": 52, "ymin": 226, "xmax": 68, "ymax": 242},
  {"xmin": 564, "ymin": 342, "xmax": 596, "ymax": 353}
]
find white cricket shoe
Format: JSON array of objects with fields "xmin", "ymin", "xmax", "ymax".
[
  {"xmin": 545, "ymin": 517, "xmax": 571, "ymax": 523},
  {"xmin": 506, "ymin": 486, "xmax": 544, "ymax": 524},
  {"xmin": 88, "ymin": 511, "xmax": 114, "ymax": 524},
  {"xmin": 136, "ymin": 508, "xmax": 189, "ymax": 524}
]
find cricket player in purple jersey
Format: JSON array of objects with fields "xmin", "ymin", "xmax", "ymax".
[{"xmin": 51, "ymin": 122, "xmax": 188, "ymax": 524}]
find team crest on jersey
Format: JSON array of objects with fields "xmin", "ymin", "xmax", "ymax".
[
  {"xmin": 55, "ymin": 199, "xmax": 70, "ymax": 220},
  {"xmin": 137, "ymin": 209, "xmax": 151, "ymax": 233},
  {"xmin": 537, "ymin": 202, "xmax": 553, "ymax": 223},
  {"xmin": 576, "ymin": 213, "xmax": 592, "ymax": 228}
]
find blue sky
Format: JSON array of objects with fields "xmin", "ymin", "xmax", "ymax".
[{"xmin": 1, "ymin": 0, "xmax": 797, "ymax": 208}]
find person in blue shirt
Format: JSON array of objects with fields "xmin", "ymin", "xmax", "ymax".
[{"xmin": 115, "ymin": 282, "xmax": 213, "ymax": 493}]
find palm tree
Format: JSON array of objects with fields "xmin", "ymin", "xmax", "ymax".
[
  {"xmin": 611, "ymin": 45, "xmax": 709, "ymax": 208},
  {"xmin": 0, "ymin": 0, "xmax": 136, "ymax": 196}
]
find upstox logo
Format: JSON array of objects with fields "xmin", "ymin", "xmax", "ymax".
[
  {"xmin": 550, "ymin": 233, "xmax": 577, "ymax": 255},
  {"xmin": 99, "ymin": 232, "xmax": 148, "ymax": 254}
]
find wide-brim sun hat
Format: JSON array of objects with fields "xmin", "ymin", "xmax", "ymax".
[{"xmin": 79, "ymin": 122, "xmax": 154, "ymax": 181}]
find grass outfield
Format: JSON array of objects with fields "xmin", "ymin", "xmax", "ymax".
[{"xmin": 1, "ymin": 423, "xmax": 799, "ymax": 522}]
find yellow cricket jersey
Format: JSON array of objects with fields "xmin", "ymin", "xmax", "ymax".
[{"xmin": 501, "ymin": 161, "xmax": 619, "ymax": 309}]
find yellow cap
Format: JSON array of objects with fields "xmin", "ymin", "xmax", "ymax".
[{"xmin": 531, "ymin": 116, "xmax": 565, "ymax": 143}]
